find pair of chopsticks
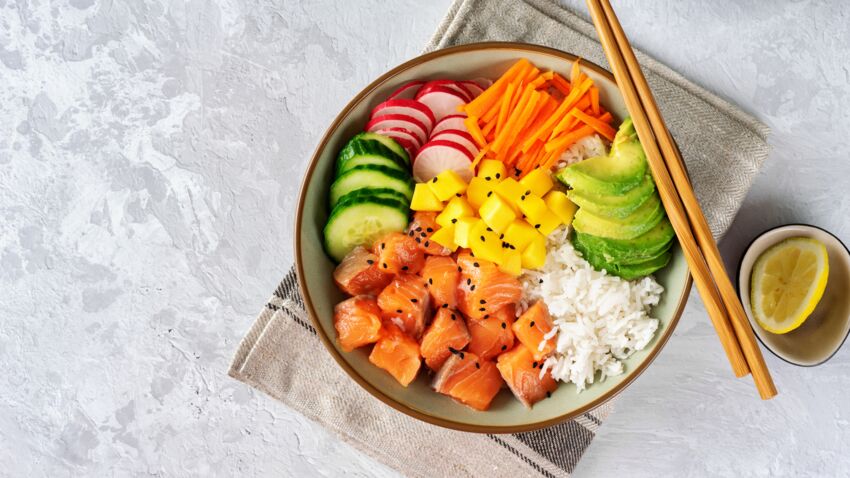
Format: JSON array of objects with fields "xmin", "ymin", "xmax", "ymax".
[{"xmin": 586, "ymin": 0, "xmax": 777, "ymax": 399}]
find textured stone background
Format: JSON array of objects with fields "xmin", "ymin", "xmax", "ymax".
[{"xmin": 1, "ymin": 0, "xmax": 849, "ymax": 476}]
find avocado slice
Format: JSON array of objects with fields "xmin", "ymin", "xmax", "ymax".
[
  {"xmin": 574, "ymin": 236, "xmax": 673, "ymax": 280},
  {"xmin": 573, "ymin": 218, "xmax": 675, "ymax": 264},
  {"xmin": 555, "ymin": 118, "xmax": 647, "ymax": 196},
  {"xmin": 568, "ymin": 173, "xmax": 656, "ymax": 219},
  {"xmin": 573, "ymin": 193, "xmax": 665, "ymax": 240}
]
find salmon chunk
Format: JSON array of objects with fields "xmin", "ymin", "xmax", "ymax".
[
  {"xmin": 373, "ymin": 232, "xmax": 426, "ymax": 275},
  {"xmin": 333, "ymin": 246, "xmax": 393, "ymax": 296},
  {"xmin": 512, "ymin": 301, "xmax": 556, "ymax": 361},
  {"xmin": 456, "ymin": 250, "xmax": 522, "ymax": 320},
  {"xmin": 419, "ymin": 255, "xmax": 460, "ymax": 309},
  {"xmin": 432, "ymin": 351, "xmax": 504, "ymax": 411},
  {"xmin": 467, "ymin": 305, "xmax": 516, "ymax": 360},
  {"xmin": 333, "ymin": 295, "xmax": 383, "ymax": 352},
  {"xmin": 496, "ymin": 344, "xmax": 558, "ymax": 407},
  {"xmin": 369, "ymin": 324, "xmax": 421, "ymax": 387},
  {"xmin": 406, "ymin": 211, "xmax": 452, "ymax": 256},
  {"xmin": 377, "ymin": 274, "xmax": 430, "ymax": 339},
  {"xmin": 420, "ymin": 308, "xmax": 471, "ymax": 371}
]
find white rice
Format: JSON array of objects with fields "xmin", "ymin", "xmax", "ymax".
[
  {"xmin": 520, "ymin": 227, "xmax": 663, "ymax": 392},
  {"xmin": 555, "ymin": 134, "xmax": 608, "ymax": 170}
]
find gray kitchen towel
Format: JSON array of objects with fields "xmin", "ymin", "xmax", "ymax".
[{"xmin": 229, "ymin": 1, "xmax": 770, "ymax": 477}]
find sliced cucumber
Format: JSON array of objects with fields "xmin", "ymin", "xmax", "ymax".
[
  {"xmin": 353, "ymin": 132, "xmax": 410, "ymax": 166},
  {"xmin": 323, "ymin": 195, "xmax": 410, "ymax": 262},
  {"xmin": 336, "ymin": 150, "xmax": 407, "ymax": 178},
  {"xmin": 334, "ymin": 187, "xmax": 410, "ymax": 206},
  {"xmin": 337, "ymin": 138, "xmax": 408, "ymax": 175},
  {"xmin": 329, "ymin": 164, "xmax": 414, "ymax": 207}
]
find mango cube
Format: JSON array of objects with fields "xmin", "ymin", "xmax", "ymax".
[
  {"xmin": 519, "ymin": 169, "xmax": 554, "ymax": 197},
  {"xmin": 494, "ymin": 178, "xmax": 524, "ymax": 213},
  {"xmin": 430, "ymin": 224, "xmax": 458, "ymax": 251},
  {"xmin": 466, "ymin": 177, "xmax": 496, "ymax": 210},
  {"xmin": 477, "ymin": 159, "xmax": 507, "ymax": 181},
  {"xmin": 478, "ymin": 193, "xmax": 517, "ymax": 233},
  {"xmin": 544, "ymin": 190, "xmax": 578, "ymax": 227},
  {"xmin": 410, "ymin": 183, "xmax": 443, "ymax": 211},
  {"xmin": 503, "ymin": 220, "xmax": 541, "ymax": 251},
  {"xmin": 498, "ymin": 249, "xmax": 522, "ymax": 276},
  {"xmin": 469, "ymin": 220, "xmax": 503, "ymax": 264},
  {"xmin": 453, "ymin": 217, "xmax": 478, "ymax": 248},
  {"xmin": 436, "ymin": 196, "xmax": 474, "ymax": 227},
  {"xmin": 517, "ymin": 193, "xmax": 548, "ymax": 222},
  {"xmin": 521, "ymin": 234, "xmax": 547, "ymax": 269},
  {"xmin": 529, "ymin": 208, "xmax": 562, "ymax": 236},
  {"xmin": 427, "ymin": 170, "xmax": 468, "ymax": 201}
]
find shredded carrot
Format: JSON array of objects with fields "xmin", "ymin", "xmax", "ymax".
[
  {"xmin": 463, "ymin": 58, "xmax": 530, "ymax": 117},
  {"xmin": 551, "ymin": 73, "xmax": 571, "ymax": 95},
  {"xmin": 545, "ymin": 124, "xmax": 596, "ymax": 154},
  {"xmin": 590, "ymin": 86, "xmax": 600, "ymax": 116},
  {"xmin": 465, "ymin": 116, "xmax": 487, "ymax": 147},
  {"xmin": 570, "ymin": 109, "xmax": 616, "ymax": 141},
  {"xmin": 496, "ymin": 81, "xmax": 518, "ymax": 136}
]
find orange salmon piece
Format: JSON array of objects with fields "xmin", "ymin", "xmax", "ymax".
[
  {"xmin": 420, "ymin": 308, "xmax": 471, "ymax": 371},
  {"xmin": 467, "ymin": 305, "xmax": 516, "ymax": 360},
  {"xmin": 406, "ymin": 212, "xmax": 452, "ymax": 256},
  {"xmin": 333, "ymin": 295, "xmax": 383, "ymax": 352},
  {"xmin": 377, "ymin": 274, "xmax": 430, "ymax": 339},
  {"xmin": 333, "ymin": 246, "xmax": 393, "ymax": 296},
  {"xmin": 373, "ymin": 232, "xmax": 426, "ymax": 275},
  {"xmin": 456, "ymin": 250, "xmax": 522, "ymax": 320},
  {"xmin": 512, "ymin": 300, "xmax": 556, "ymax": 361},
  {"xmin": 419, "ymin": 255, "xmax": 460, "ymax": 309},
  {"xmin": 496, "ymin": 344, "xmax": 558, "ymax": 407},
  {"xmin": 369, "ymin": 323, "xmax": 421, "ymax": 387},
  {"xmin": 432, "ymin": 351, "xmax": 504, "ymax": 411}
]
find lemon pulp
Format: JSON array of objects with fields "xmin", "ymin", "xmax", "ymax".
[{"xmin": 750, "ymin": 237, "xmax": 829, "ymax": 334}]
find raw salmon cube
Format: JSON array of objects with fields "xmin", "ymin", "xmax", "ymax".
[
  {"xmin": 456, "ymin": 250, "xmax": 522, "ymax": 320},
  {"xmin": 467, "ymin": 305, "xmax": 516, "ymax": 360},
  {"xmin": 432, "ymin": 351, "xmax": 504, "ymax": 411},
  {"xmin": 369, "ymin": 324, "xmax": 421, "ymax": 387},
  {"xmin": 496, "ymin": 344, "xmax": 558, "ymax": 407},
  {"xmin": 406, "ymin": 211, "xmax": 452, "ymax": 256},
  {"xmin": 333, "ymin": 296, "xmax": 383, "ymax": 352},
  {"xmin": 373, "ymin": 232, "xmax": 426, "ymax": 275},
  {"xmin": 377, "ymin": 274, "xmax": 430, "ymax": 339},
  {"xmin": 512, "ymin": 301, "xmax": 556, "ymax": 361},
  {"xmin": 419, "ymin": 255, "xmax": 460, "ymax": 309},
  {"xmin": 333, "ymin": 246, "xmax": 393, "ymax": 296},
  {"xmin": 420, "ymin": 308, "xmax": 471, "ymax": 371}
]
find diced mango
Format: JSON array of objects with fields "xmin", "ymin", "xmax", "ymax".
[
  {"xmin": 436, "ymin": 196, "xmax": 474, "ymax": 227},
  {"xmin": 517, "ymin": 193, "xmax": 548, "ymax": 222},
  {"xmin": 453, "ymin": 217, "xmax": 478, "ymax": 248},
  {"xmin": 499, "ymin": 249, "xmax": 522, "ymax": 276},
  {"xmin": 503, "ymin": 220, "xmax": 541, "ymax": 251},
  {"xmin": 530, "ymin": 208, "xmax": 562, "ymax": 236},
  {"xmin": 521, "ymin": 234, "xmax": 547, "ymax": 269},
  {"xmin": 430, "ymin": 224, "xmax": 458, "ymax": 251},
  {"xmin": 428, "ymin": 170, "xmax": 468, "ymax": 201},
  {"xmin": 478, "ymin": 159, "xmax": 507, "ymax": 181},
  {"xmin": 519, "ymin": 169, "xmax": 554, "ymax": 196},
  {"xmin": 466, "ymin": 177, "xmax": 496, "ymax": 210},
  {"xmin": 410, "ymin": 183, "xmax": 443, "ymax": 211},
  {"xmin": 469, "ymin": 220, "xmax": 503, "ymax": 264},
  {"xmin": 478, "ymin": 193, "xmax": 517, "ymax": 233},
  {"xmin": 494, "ymin": 178, "xmax": 524, "ymax": 213},
  {"xmin": 544, "ymin": 190, "xmax": 578, "ymax": 227}
]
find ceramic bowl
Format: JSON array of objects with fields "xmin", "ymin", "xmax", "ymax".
[
  {"xmin": 295, "ymin": 42, "xmax": 692, "ymax": 432},
  {"xmin": 738, "ymin": 224, "xmax": 850, "ymax": 366}
]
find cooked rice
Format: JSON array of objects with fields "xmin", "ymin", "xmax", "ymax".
[
  {"xmin": 520, "ymin": 227, "xmax": 663, "ymax": 391},
  {"xmin": 555, "ymin": 134, "xmax": 608, "ymax": 170}
]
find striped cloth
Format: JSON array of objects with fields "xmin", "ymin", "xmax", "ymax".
[{"xmin": 229, "ymin": 0, "xmax": 769, "ymax": 476}]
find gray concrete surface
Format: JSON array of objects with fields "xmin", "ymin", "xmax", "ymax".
[{"xmin": 1, "ymin": 1, "xmax": 848, "ymax": 476}]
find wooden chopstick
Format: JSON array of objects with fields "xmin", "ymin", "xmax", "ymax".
[
  {"xmin": 583, "ymin": 0, "xmax": 766, "ymax": 388},
  {"xmin": 594, "ymin": 0, "xmax": 777, "ymax": 399}
]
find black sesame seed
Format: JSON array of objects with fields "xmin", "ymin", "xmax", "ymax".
[
  {"xmin": 442, "ymin": 303, "xmax": 448, "ymax": 308},
  {"xmin": 529, "ymin": 320, "xmax": 536, "ymax": 327},
  {"xmin": 401, "ymin": 265, "xmax": 409, "ymax": 271},
  {"xmin": 501, "ymin": 345, "xmax": 508, "ymax": 351},
  {"xmin": 470, "ymin": 285, "xmax": 476, "ymax": 291},
  {"xmin": 480, "ymin": 299, "xmax": 486, "ymax": 304},
  {"xmin": 484, "ymin": 176, "xmax": 491, "ymax": 181},
  {"xmin": 475, "ymin": 362, "xmax": 481, "ymax": 369},
  {"xmin": 495, "ymin": 173, "xmax": 501, "ymax": 179},
  {"xmin": 534, "ymin": 224, "xmax": 541, "ymax": 229},
  {"xmin": 426, "ymin": 227, "xmax": 433, "ymax": 232},
  {"xmin": 449, "ymin": 346, "xmax": 459, "ymax": 354},
  {"xmin": 480, "ymin": 235, "xmax": 485, "ymax": 241},
  {"xmin": 525, "ymin": 190, "xmax": 531, "ymax": 195},
  {"xmin": 486, "ymin": 227, "xmax": 493, "ymax": 232},
  {"xmin": 415, "ymin": 226, "xmax": 422, "ymax": 232},
  {"xmin": 381, "ymin": 242, "xmax": 385, "ymax": 249},
  {"xmin": 466, "ymin": 278, "xmax": 471, "ymax": 285},
  {"xmin": 424, "ymin": 241, "xmax": 430, "ymax": 247},
  {"xmin": 520, "ymin": 195, "xmax": 526, "ymax": 201},
  {"xmin": 457, "ymin": 266, "xmax": 462, "ymax": 272},
  {"xmin": 501, "ymin": 322, "xmax": 507, "ymax": 329},
  {"xmin": 456, "ymin": 193, "xmax": 462, "ymax": 197},
  {"xmin": 459, "ymin": 352, "xmax": 465, "ymax": 359},
  {"xmin": 432, "ymin": 177, "xmax": 438, "ymax": 183},
  {"xmin": 538, "ymin": 279, "xmax": 544, "ymax": 284},
  {"xmin": 499, "ymin": 233, "xmax": 504, "ymax": 239},
  {"xmin": 486, "ymin": 191, "xmax": 493, "ymax": 197},
  {"xmin": 532, "ymin": 361, "xmax": 538, "ymax": 368},
  {"xmin": 546, "ymin": 391, "xmax": 551, "ymax": 398},
  {"xmin": 479, "ymin": 307, "xmax": 486, "ymax": 312},
  {"xmin": 366, "ymin": 259, "xmax": 374, "ymax": 265},
  {"xmin": 450, "ymin": 313, "xmax": 456, "ymax": 320},
  {"xmin": 420, "ymin": 232, "xmax": 427, "ymax": 237},
  {"xmin": 483, "ymin": 314, "xmax": 490, "ymax": 319},
  {"xmin": 408, "ymin": 230, "xmax": 414, "ymax": 237},
  {"xmin": 415, "ymin": 237, "xmax": 421, "ymax": 243},
  {"xmin": 383, "ymin": 263, "xmax": 388, "ymax": 269},
  {"xmin": 473, "ymin": 262, "xmax": 480, "ymax": 267},
  {"xmin": 410, "ymin": 298, "xmax": 418, "ymax": 303},
  {"xmin": 429, "ymin": 278, "xmax": 433, "ymax": 284},
  {"xmin": 396, "ymin": 309, "xmax": 402, "ymax": 313},
  {"xmin": 514, "ymin": 168, "xmax": 522, "ymax": 175},
  {"xmin": 451, "ymin": 218, "xmax": 457, "ymax": 224}
]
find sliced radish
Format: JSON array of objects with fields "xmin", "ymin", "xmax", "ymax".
[
  {"xmin": 374, "ymin": 128, "xmax": 420, "ymax": 159},
  {"xmin": 370, "ymin": 99, "xmax": 436, "ymax": 133},
  {"xmin": 366, "ymin": 114, "xmax": 429, "ymax": 145},
  {"xmin": 459, "ymin": 80, "xmax": 485, "ymax": 98},
  {"xmin": 388, "ymin": 80, "xmax": 425, "ymax": 100},
  {"xmin": 417, "ymin": 80, "xmax": 474, "ymax": 102},
  {"xmin": 413, "ymin": 140, "xmax": 474, "ymax": 182},
  {"xmin": 471, "ymin": 77, "xmax": 493, "ymax": 89},
  {"xmin": 431, "ymin": 114, "xmax": 469, "ymax": 136},
  {"xmin": 415, "ymin": 86, "xmax": 467, "ymax": 123},
  {"xmin": 430, "ymin": 129, "xmax": 479, "ymax": 158}
]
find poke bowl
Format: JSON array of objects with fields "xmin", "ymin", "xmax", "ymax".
[{"xmin": 295, "ymin": 42, "xmax": 692, "ymax": 433}]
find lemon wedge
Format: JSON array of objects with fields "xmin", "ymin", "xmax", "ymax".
[{"xmin": 750, "ymin": 237, "xmax": 829, "ymax": 334}]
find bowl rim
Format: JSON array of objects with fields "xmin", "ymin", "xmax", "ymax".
[
  {"xmin": 736, "ymin": 222, "xmax": 850, "ymax": 367},
  {"xmin": 294, "ymin": 41, "xmax": 693, "ymax": 433}
]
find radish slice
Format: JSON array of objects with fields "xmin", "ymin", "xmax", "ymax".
[
  {"xmin": 415, "ymin": 86, "xmax": 467, "ymax": 123},
  {"xmin": 429, "ymin": 129, "xmax": 480, "ymax": 158},
  {"xmin": 374, "ymin": 127, "xmax": 422, "ymax": 149},
  {"xmin": 471, "ymin": 77, "xmax": 494, "ymax": 89},
  {"xmin": 374, "ymin": 128, "xmax": 420, "ymax": 159},
  {"xmin": 431, "ymin": 114, "xmax": 469, "ymax": 136},
  {"xmin": 459, "ymin": 80, "xmax": 485, "ymax": 98},
  {"xmin": 388, "ymin": 80, "xmax": 425, "ymax": 100},
  {"xmin": 370, "ymin": 99, "xmax": 436, "ymax": 133},
  {"xmin": 417, "ymin": 80, "xmax": 474, "ymax": 102},
  {"xmin": 413, "ymin": 140, "xmax": 474, "ymax": 182},
  {"xmin": 366, "ymin": 114, "xmax": 429, "ymax": 145}
]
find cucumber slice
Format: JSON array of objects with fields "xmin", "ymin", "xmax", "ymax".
[
  {"xmin": 323, "ymin": 195, "xmax": 409, "ymax": 262},
  {"xmin": 352, "ymin": 132, "xmax": 410, "ymax": 165},
  {"xmin": 337, "ymin": 138, "xmax": 408, "ymax": 177},
  {"xmin": 329, "ymin": 164, "xmax": 414, "ymax": 207},
  {"xmin": 334, "ymin": 187, "xmax": 410, "ymax": 206}
]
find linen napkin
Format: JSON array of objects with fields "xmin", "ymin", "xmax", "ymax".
[{"xmin": 229, "ymin": 1, "xmax": 770, "ymax": 476}]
